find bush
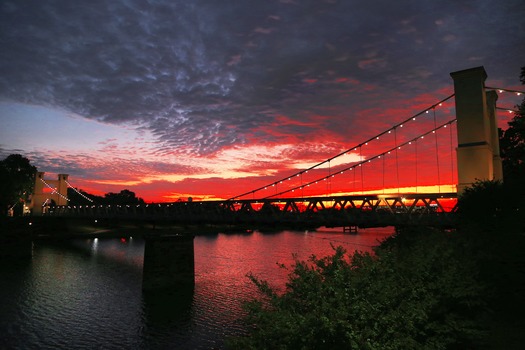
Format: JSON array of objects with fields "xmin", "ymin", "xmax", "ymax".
[
  {"xmin": 457, "ymin": 180, "xmax": 522, "ymax": 231},
  {"xmin": 227, "ymin": 228, "xmax": 487, "ymax": 350}
]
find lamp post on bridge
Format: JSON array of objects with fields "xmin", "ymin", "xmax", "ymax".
[{"xmin": 450, "ymin": 66, "xmax": 503, "ymax": 194}]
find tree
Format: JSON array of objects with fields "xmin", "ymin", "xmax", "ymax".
[
  {"xmin": 227, "ymin": 230, "xmax": 488, "ymax": 350},
  {"xmin": 66, "ymin": 187, "xmax": 101, "ymax": 205},
  {"xmin": 499, "ymin": 66, "xmax": 525, "ymax": 192},
  {"xmin": 0, "ymin": 154, "xmax": 37, "ymax": 216},
  {"xmin": 457, "ymin": 179, "xmax": 520, "ymax": 231},
  {"xmin": 104, "ymin": 189, "xmax": 144, "ymax": 205},
  {"xmin": 66, "ymin": 188, "xmax": 146, "ymax": 206}
]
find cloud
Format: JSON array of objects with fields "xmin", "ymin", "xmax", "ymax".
[{"xmin": 1, "ymin": 0, "xmax": 524, "ymax": 201}]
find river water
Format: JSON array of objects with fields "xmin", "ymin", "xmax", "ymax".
[{"xmin": 0, "ymin": 227, "xmax": 393, "ymax": 349}]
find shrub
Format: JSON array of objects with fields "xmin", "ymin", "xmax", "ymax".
[{"xmin": 227, "ymin": 228, "xmax": 487, "ymax": 350}]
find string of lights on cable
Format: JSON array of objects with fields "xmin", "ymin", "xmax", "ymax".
[
  {"xmin": 40, "ymin": 178, "xmax": 70, "ymax": 202},
  {"xmin": 228, "ymin": 93, "xmax": 456, "ymax": 201},
  {"xmin": 65, "ymin": 180, "xmax": 94, "ymax": 203},
  {"xmin": 262, "ymin": 118, "xmax": 457, "ymax": 199},
  {"xmin": 487, "ymin": 86, "xmax": 525, "ymax": 114}
]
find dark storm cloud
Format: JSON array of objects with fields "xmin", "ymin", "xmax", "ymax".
[{"xmin": 1, "ymin": 0, "xmax": 524, "ymax": 154}]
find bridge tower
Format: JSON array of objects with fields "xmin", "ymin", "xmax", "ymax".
[
  {"xmin": 450, "ymin": 66, "xmax": 503, "ymax": 194},
  {"xmin": 31, "ymin": 172, "xmax": 69, "ymax": 215}
]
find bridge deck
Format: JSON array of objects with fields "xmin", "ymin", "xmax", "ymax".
[{"xmin": 38, "ymin": 193, "xmax": 458, "ymax": 230}]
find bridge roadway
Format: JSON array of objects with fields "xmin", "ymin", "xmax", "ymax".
[{"xmin": 39, "ymin": 193, "xmax": 458, "ymax": 231}]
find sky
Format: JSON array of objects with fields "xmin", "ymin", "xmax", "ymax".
[{"xmin": 1, "ymin": 0, "xmax": 524, "ymax": 202}]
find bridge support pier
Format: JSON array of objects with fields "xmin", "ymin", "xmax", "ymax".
[
  {"xmin": 142, "ymin": 234, "xmax": 195, "ymax": 291},
  {"xmin": 450, "ymin": 66, "xmax": 503, "ymax": 194}
]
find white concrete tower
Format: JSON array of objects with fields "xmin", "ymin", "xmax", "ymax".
[{"xmin": 450, "ymin": 66, "xmax": 503, "ymax": 194}]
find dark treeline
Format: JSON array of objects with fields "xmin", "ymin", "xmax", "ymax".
[
  {"xmin": 66, "ymin": 187, "xmax": 145, "ymax": 206},
  {"xmin": 499, "ymin": 66, "xmax": 525, "ymax": 195}
]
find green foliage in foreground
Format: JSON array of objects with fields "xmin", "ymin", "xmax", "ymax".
[
  {"xmin": 227, "ymin": 180, "xmax": 525, "ymax": 350},
  {"xmin": 228, "ymin": 230, "xmax": 486, "ymax": 350}
]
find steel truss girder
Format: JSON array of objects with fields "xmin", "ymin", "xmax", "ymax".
[{"xmin": 46, "ymin": 193, "xmax": 457, "ymax": 228}]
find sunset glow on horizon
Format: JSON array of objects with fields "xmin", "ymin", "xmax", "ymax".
[{"xmin": 1, "ymin": 1, "xmax": 524, "ymax": 202}]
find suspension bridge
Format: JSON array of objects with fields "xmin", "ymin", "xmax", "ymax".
[
  {"xmin": 9, "ymin": 66, "xmax": 524, "ymax": 290},
  {"xmin": 27, "ymin": 67, "xmax": 523, "ymax": 232}
]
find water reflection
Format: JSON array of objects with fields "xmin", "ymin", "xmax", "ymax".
[
  {"xmin": 91, "ymin": 237, "xmax": 98, "ymax": 253},
  {"xmin": 141, "ymin": 287, "xmax": 195, "ymax": 347},
  {"xmin": 0, "ymin": 227, "xmax": 393, "ymax": 349}
]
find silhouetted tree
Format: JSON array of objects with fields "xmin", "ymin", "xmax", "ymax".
[
  {"xmin": 0, "ymin": 154, "xmax": 37, "ymax": 216},
  {"xmin": 66, "ymin": 187, "xmax": 102, "ymax": 205},
  {"xmin": 457, "ymin": 179, "xmax": 519, "ymax": 231},
  {"xmin": 66, "ymin": 188, "xmax": 146, "ymax": 206},
  {"xmin": 499, "ymin": 66, "xmax": 525, "ymax": 193},
  {"xmin": 104, "ymin": 189, "xmax": 144, "ymax": 205}
]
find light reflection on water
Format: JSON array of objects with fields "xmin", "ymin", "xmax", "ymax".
[{"xmin": 0, "ymin": 227, "xmax": 393, "ymax": 349}]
